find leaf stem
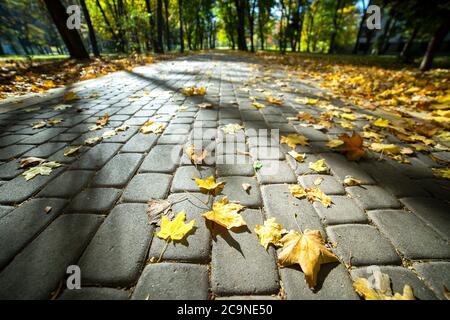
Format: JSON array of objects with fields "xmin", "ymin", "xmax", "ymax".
[{"xmin": 157, "ymin": 241, "xmax": 170, "ymax": 263}]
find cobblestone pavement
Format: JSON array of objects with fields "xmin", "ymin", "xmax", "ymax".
[{"xmin": 0, "ymin": 52, "xmax": 449, "ymax": 300}]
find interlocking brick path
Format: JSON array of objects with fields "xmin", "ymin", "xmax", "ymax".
[{"xmin": 0, "ymin": 53, "xmax": 448, "ymax": 300}]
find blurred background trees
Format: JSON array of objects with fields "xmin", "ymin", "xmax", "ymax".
[{"xmin": 0, "ymin": 0, "xmax": 448, "ymax": 70}]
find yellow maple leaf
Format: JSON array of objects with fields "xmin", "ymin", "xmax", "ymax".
[
  {"xmin": 182, "ymin": 86, "xmax": 206, "ymax": 96},
  {"xmin": 373, "ymin": 118, "xmax": 390, "ymax": 128},
  {"xmin": 288, "ymin": 150, "xmax": 306, "ymax": 162},
  {"xmin": 326, "ymin": 139, "xmax": 344, "ymax": 148},
  {"xmin": 47, "ymin": 118, "xmax": 63, "ymax": 125},
  {"xmin": 290, "ymin": 185, "xmax": 332, "ymax": 207},
  {"xmin": 141, "ymin": 121, "xmax": 165, "ymax": 134},
  {"xmin": 338, "ymin": 121, "xmax": 355, "ymax": 129},
  {"xmin": 278, "ymin": 230, "xmax": 338, "ymax": 288},
  {"xmin": 195, "ymin": 176, "xmax": 225, "ymax": 195},
  {"xmin": 353, "ymin": 275, "xmax": 415, "ymax": 300},
  {"xmin": 185, "ymin": 144, "xmax": 208, "ymax": 165},
  {"xmin": 340, "ymin": 113, "xmax": 357, "ymax": 121},
  {"xmin": 96, "ymin": 113, "xmax": 110, "ymax": 126},
  {"xmin": 63, "ymin": 91, "xmax": 80, "ymax": 102},
  {"xmin": 157, "ymin": 211, "xmax": 195, "ymax": 241},
  {"xmin": 343, "ymin": 176, "xmax": 362, "ymax": 186},
  {"xmin": 370, "ymin": 143, "xmax": 401, "ymax": 155},
  {"xmin": 252, "ymin": 102, "xmax": 266, "ymax": 109},
  {"xmin": 32, "ymin": 120, "xmax": 47, "ymax": 129},
  {"xmin": 64, "ymin": 146, "xmax": 81, "ymax": 157},
  {"xmin": 289, "ymin": 185, "xmax": 307, "ymax": 198},
  {"xmin": 221, "ymin": 123, "xmax": 244, "ymax": 134},
  {"xmin": 280, "ymin": 134, "xmax": 309, "ymax": 148},
  {"xmin": 336, "ymin": 132, "xmax": 366, "ymax": 161},
  {"xmin": 432, "ymin": 168, "xmax": 450, "ymax": 179},
  {"xmin": 202, "ymin": 197, "xmax": 246, "ymax": 229},
  {"xmin": 309, "ymin": 159, "xmax": 329, "ymax": 173},
  {"xmin": 265, "ymin": 96, "xmax": 283, "ymax": 105},
  {"xmin": 254, "ymin": 217, "xmax": 285, "ymax": 250}
]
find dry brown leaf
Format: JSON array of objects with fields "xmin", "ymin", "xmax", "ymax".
[
  {"xmin": 185, "ymin": 144, "xmax": 208, "ymax": 165},
  {"xmin": 147, "ymin": 199, "xmax": 173, "ymax": 226}
]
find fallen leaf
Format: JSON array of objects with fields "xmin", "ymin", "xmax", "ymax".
[
  {"xmin": 344, "ymin": 176, "xmax": 362, "ymax": 186},
  {"xmin": 242, "ymin": 183, "xmax": 251, "ymax": 193},
  {"xmin": 288, "ymin": 150, "xmax": 306, "ymax": 162},
  {"xmin": 221, "ymin": 123, "xmax": 243, "ymax": 134},
  {"xmin": 289, "ymin": 185, "xmax": 307, "ymax": 198},
  {"xmin": 22, "ymin": 161, "xmax": 62, "ymax": 180},
  {"xmin": 63, "ymin": 91, "xmax": 80, "ymax": 102},
  {"xmin": 157, "ymin": 211, "xmax": 195, "ymax": 241},
  {"xmin": 255, "ymin": 217, "xmax": 285, "ymax": 250},
  {"xmin": 185, "ymin": 144, "xmax": 208, "ymax": 165},
  {"xmin": 20, "ymin": 157, "xmax": 46, "ymax": 168},
  {"xmin": 281, "ymin": 134, "xmax": 309, "ymax": 148},
  {"xmin": 314, "ymin": 177, "xmax": 324, "ymax": 186},
  {"xmin": 44, "ymin": 206, "xmax": 52, "ymax": 214},
  {"xmin": 432, "ymin": 168, "xmax": 450, "ymax": 179},
  {"xmin": 148, "ymin": 199, "xmax": 173, "ymax": 226},
  {"xmin": 326, "ymin": 139, "xmax": 344, "ymax": 148},
  {"xmin": 265, "ymin": 96, "xmax": 283, "ymax": 105},
  {"xmin": 372, "ymin": 118, "xmax": 390, "ymax": 128},
  {"xmin": 338, "ymin": 121, "xmax": 355, "ymax": 129},
  {"xmin": 47, "ymin": 118, "xmax": 63, "ymax": 125},
  {"xmin": 444, "ymin": 286, "xmax": 450, "ymax": 300},
  {"xmin": 202, "ymin": 197, "xmax": 246, "ymax": 229},
  {"xmin": 197, "ymin": 103, "xmax": 212, "ymax": 109},
  {"xmin": 309, "ymin": 159, "xmax": 329, "ymax": 173},
  {"xmin": 370, "ymin": 143, "xmax": 401, "ymax": 155},
  {"xmin": 278, "ymin": 229, "xmax": 338, "ymax": 288},
  {"xmin": 290, "ymin": 185, "xmax": 332, "ymax": 207},
  {"xmin": 177, "ymin": 106, "xmax": 189, "ymax": 111},
  {"xmin": 182, "ymin": 86, "xmax": 206, "ymax": 96},
  {"xmin": 84, "ymin": 136, "xmax": 102, "ymax": 145},
  {"xmin": 353, "ymin": 273, "xmax": 415, "ymax": 300},
  {"xmin": 297, "ymin": 112, "xmax": 318, "ymax": 124},
  {"xmin": 32, "ymin": 120, "xmax": 47, "ymax": 129},
  {"xmin": 63, "ymin": 146, "xmax": 81, "ymax": 157},
  {"xmin": 253, "ymin": 160, "xmax": 263, "ymax": 171},
  {"xmin": 195, "ymin": 176, "xmax": 225, "ymax": 195},
  {"xmin": 141, "ymin": 121, "xmax": 165, "ymax": 134},
  {"xmin": 252, "ymin": 102, "xmax": 266, "ymax": 109},
  {"xmin": 336, "ymin": 132, "xmax": 366, "ymax": 161},
  {"xmin": 102, "ymin": 130, "xmax": 117, "ymax": 139},
  {"xmin": 115, "ymin": 124, "xmax": 130, "ymax": 132},
  {"xmin": 96, "ymin": 113, "xmax": 110, "ymax": 126}
]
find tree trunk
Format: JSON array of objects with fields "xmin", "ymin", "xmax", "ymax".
[
  {"xmin": 96, "ymin": 0, "xmax": 120, "ymax": 50},
  {"xmin": 178, "ymin": 0, "xmax": 184, "ymax": 52},
  {"xmin": 43, "ymin": 0, "xmax": 89, "ymax": 59},
  {"xmin": 247, "ymin": 0, "xmax": 256, "ymax": 52},
  {"xmin": 420, "ymin": 20, "xmax": 450, "ymax": 71},
  {"xmin": 80, "ymin": 0, "xmax": 100, "ymax": 57},
  {"xmin": 329, "ymin": 0, "xmax": 342, "ymax": 54},
  {"xmin": 156, "ymin": 0, "xmax": 165, "ymax": 53},
  {"xmin": 163, "ymin": 0, "xmax": 171, "ymax": 51},
  {"xmin": 258, "ymin": 0, "xmax": 265, "ymax": 50},
  {"xmin": 400, "ymin": 25, "xmax": 419, "ymax": 58},
  {"xmin": 145, "ymin": 0, "xmax": 155, "ymax": 51},
  {"xmin": 0, "ymin": 41, "xmax": 4, "ymax": 55},
  {"xmin": 353, "ymin": 0, "xmax": 372, "ymax": 54},
  {"xmin": 234, "ymin": 0, "xmax": 248, "ymax": 51}
]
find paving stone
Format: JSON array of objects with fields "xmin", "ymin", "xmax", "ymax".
[
  {"xmin": 38, "ymin": 170, "xmax": 94, "ymax": 198},
  {"xmin": 256, "ymin": 160, "xmax": 297, "ymax": 184},
  {"xmin": 149, "ymin": 193, "xmax": 211, "ymax": 263},
  {"xmin": 92, "ymin": 153, "xmax": 142, "ymax": 187},
  {"xmin": 321, "ymin": 153, "xmax": 375, "ymax": 184},
  {"xmin": 0, "ymin": 214, "xmax": 103, "ymax": 299},
  {"xmin": 281, "ymin": 263, "xmax": 359, "ymax": 300},
  {"xmin": 23, "ymin": 142, "xmax": 67, "ymax": 158},
  {"xmin": 122, "ymin": 173, "xmax": 171, "ymax": 202},
  {"xmin": 413, "ymin": 262, "xmax": 450, "ymax": 300},
  {"xmin": 106, "ymin": 127, "xmax": 138, "ymax": 143},
  {"xmin": 59, "ymin": 288, "xmax": 129, "ymax": 300},
  {"xmin": 157, "ymin": 134, "xmax": 187, "ymax": 144},
  {"xmin": 286, "ymin": 153, "xmax": 323, "ymax": 175},
  {"xmin": 250, "ymin": 146, "xmax": 284, "ymax": 160},
  {"xmin": 0, "ymin": 198, "xmax": 67, "ymax": 269},
  {"xmin": 67, "ymin": 188, "xmax": 121, "ymax": 213},
  {"xmin": 0, "ymin": 134, "xmax": 29, "ymax": 147},
  {"xmin": 50, "ymin": 132, "xmax": 81, "ymax": 143},
  {"xmin": 216, "ymin": 176, "xmax": 262, "ymax": 207},
  {"xmin": 261, "ymin": 184, "xmax": 324, "ymax": 234},
  {"xmin": 326, "ymin": 224, "xmax": 401, "ymax": 266},
  {"xmin": 351, "ymin": 266, "xmax": 437, "ymax": 300},
  {"xmin": 211, "ymin": 209, "xmax": 279, "ymax": 295},
  {"xmin": 294, "ymin": 126, "xmax": 329, "ymax": 142},
  {"xmin": 419, "ymin": 178, "xmax": 450, "ymax": 200},
  {"xmin": 360, "ymin": 160, "xmax": 429, "ymax": 197},
  {"xmin": 0, "ymin": 166, "xmax": 64, "ymax": 204},
  {"xmin": 164, "ymin": 124, "xmax": 191, "ymax": 135},
  {"xmin": 0, "ymin": 160, "xmax": 21, "ymax": 180},
  {"xmin": 132, "ymin": 263, "xmax": 209, "ymax": 300},
  {"xmin": 78, "ymin": 203, "xmax": 152, "ymax": 286},
  {"xmin": 139, "ymin": 144, "xmax": 182, "ymax": 173},
  {"xmin": 387, "ymin": 157, "xmax": 434, "ymax": 179},
  {"xmin": 216, "ymin": 159, "xmax": 254, "ymax": 176},
  {"xmin": 70, "ymin": 143, "xmax": 122, "ymax": 170},
  {"xmin": 368, "ymin": 210, "xmax": 450, "ymax": 260},
  {"xmin": 346, "ymin": 185, "xmax": 402, "ymax": 210},
  {"xmin": 313, "ymin": 196, "xmax": 367, "ymax": 225},
  {"xmin": 0, "ymin": 144, "xmax": 34, "ymax": 161},
  {"xmin": 18, "ymin": 127, "xmax": 67, "ymax": 145},
  {"xmin": 0, "ymin": 205, "xmax": 13, "ymax": 219},
  {"xmin": 121, "ymin": 133, "xmax": 158, "ymax": 153},
  {"xmin": 171, "ymin": 166, "xmax": 215, "ymax": 192},
  {"xmin": 298, "ymin": 175, "xmax": 345, "ymax": 195},
  {"xmin": 400, "ymin": 197, "xmax": 450, "ymax": 240}
]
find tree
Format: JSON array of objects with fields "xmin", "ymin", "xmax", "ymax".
[
  {"xmin": 234, "ymin": 0, "xmax": 248, "ymax": 51},
  {"xmin": 80, "ymin": 0, "xmax": 100, "ymax": 57},
  {"xmin": 42, "ymin": 0, "xmax": 89, "ymax": 59},
  {"xmin": 353, "ymin": 0, "xmax": 371, "ymax": 54},
  {"xmin": 179, "ymin": 0, "xmax": 185, "ymax": 52},
  {"xmin": 163, "ymin": 0, "xmax": 171, "ymax": 51},
  {"xmin": 420, "ymin": 20, "xmax": 450, "ymax": 71},
  {"xmin": 328, "ymin": 0, "xmax": 342, "ymax": 53},
  {"xmin": 156, "ymin": 0, "xmax": 165, "ymax": 52},
  {"xmin": 247, "ymin": 0, "xmax": 257, "ymax": 52}
]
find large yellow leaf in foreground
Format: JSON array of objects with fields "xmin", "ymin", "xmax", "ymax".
[
  {"xmin": 157, "ymin": 211, "xmax": 195, "ymax": 242},
  {"xmin": 280, "ymin": 134, "xmax": 309, "ymax": 148},
  {"xmin": 278, "ymin": 230, "xmax": 338, "ymax": 288},
  {"xmin": 203, "ymin": 197, "xmax": 246, "ymax": 229}
]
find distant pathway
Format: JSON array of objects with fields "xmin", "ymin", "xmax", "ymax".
[{"xmin": 0, "ymin": 52, "xmax": 448, "ymax": 300}]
